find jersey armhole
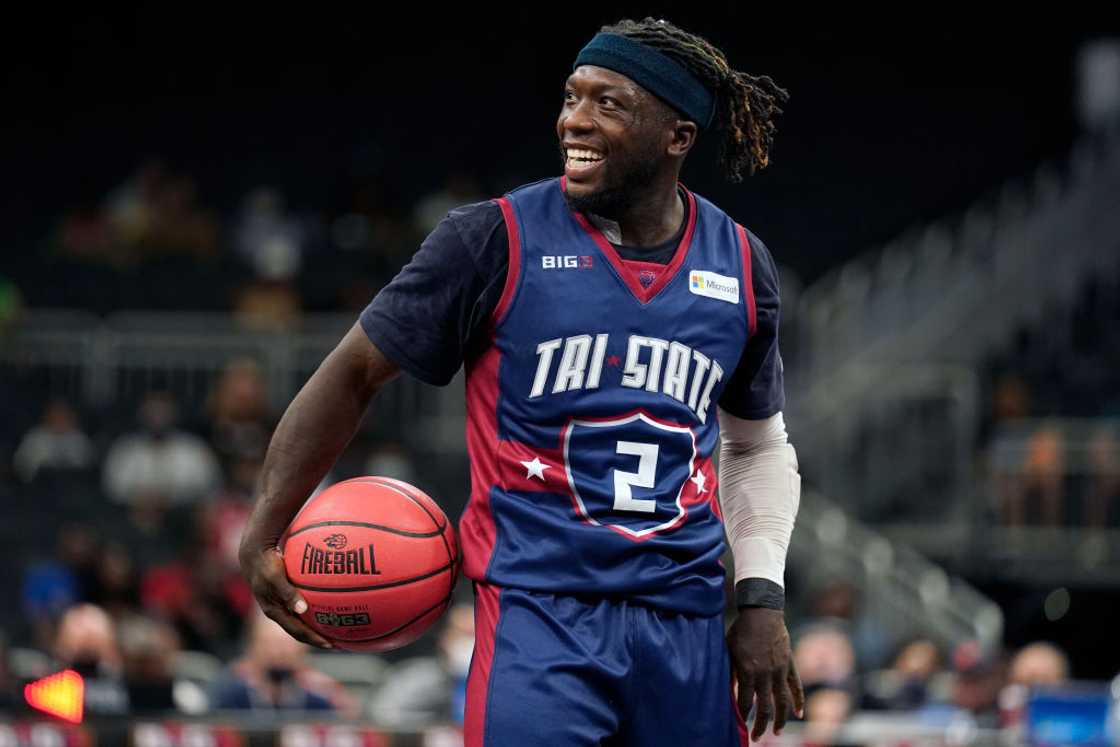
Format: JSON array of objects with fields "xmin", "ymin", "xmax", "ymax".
[
  {"xmin": 735, "ymin": 222, "xmax": 758, "ymax": 337},
  {"xmin": 490, "ymin": 196, "xmax": 523, "ymax": 328}
]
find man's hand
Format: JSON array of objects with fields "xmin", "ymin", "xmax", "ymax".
[
  {"xmin": 727, "ymin": 607, "xmax": 804, "ymax": 741},
  {"xmin": 239, "ymin": 542, "xmax": 333, "ymax": 649},
  {"xmin": 235, "ymin": 324, "xmax": 398, "ymax": 650}
]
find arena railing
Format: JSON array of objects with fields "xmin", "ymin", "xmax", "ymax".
[
  {"xmin": 0, "ymin": 714, "xmax": 1012, "ymax": 747},
  {"xmin": 1, "ymin": 311, "xmax": 456, "ymax": 446},
  {"xmin": 795, "ymin": 134, "xmax": 1120, "ymax": 387},
  {"xmin": 789, "ymin": 489, "xmax": 1003, "ymax": 656}
]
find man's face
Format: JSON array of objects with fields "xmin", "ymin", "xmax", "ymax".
[{"xmin": 557, "ymin": 65, "xmax": 672, "ymax": 217}]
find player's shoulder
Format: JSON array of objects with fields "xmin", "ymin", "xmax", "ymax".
[
  {"xmin": 431, "ymin": 197, "xmax": 509, "ymax": 270},
  {"xmin": 686, "ymin": 187, "xmax": 779, "ymax": 275},
  {"xmin": 502, "ymin": 175, "xmax": 561, "ymax": 200},
  {"xmin": 441, "ymin": 175, "xmax": 557, "ymax": 240}
]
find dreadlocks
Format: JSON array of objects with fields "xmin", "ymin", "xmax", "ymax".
[{"xmin": 600, "ymin": 18, "xmax": 789, "ymax": 182}]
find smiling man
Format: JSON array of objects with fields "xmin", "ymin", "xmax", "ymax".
[{"xmin": 240, "ymin": 17, "xmax": 802, "ymax": 746}]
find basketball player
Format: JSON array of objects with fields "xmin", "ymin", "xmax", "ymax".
[{"xmin": 241, "ymin": 18, "xmax": 805, "ymax": 745}]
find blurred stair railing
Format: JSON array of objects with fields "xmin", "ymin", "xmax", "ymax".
[
  {"xmin": 0, "ymin": 311, "xmax": 462, "ymax": 444},
  {"xmin": 787, "ymin": 136, "xmax": 1119, "ymax": 520},
  {"xmin": 795, "ymin": 135, "xmax": 1120, "ymax": 389},
  {"xmin": 791, "ymin": 490, "xmax": 1004, "ymax": 653}
]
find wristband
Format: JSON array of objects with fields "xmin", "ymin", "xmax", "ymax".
[{"xmin": 735, "ymin": 578, "xmax": 785, "ymax": 610}]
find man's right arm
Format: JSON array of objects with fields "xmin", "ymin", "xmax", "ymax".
[
  {"xmin": 238, "ymin": 323, "xmax": 400, "ymax": 647},
  {"xmin": 239, "ymin": 200, "xmax": 508, "ymax": 647}
]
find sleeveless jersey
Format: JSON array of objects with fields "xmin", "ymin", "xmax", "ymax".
[{"xmin": 458, "ymin": 176, "xmax": 759, "ymax": 616}]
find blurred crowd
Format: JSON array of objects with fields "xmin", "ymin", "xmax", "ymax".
[
  {"xmin": 782, "ymin": 580, "xmax": 1075, "ymax": 743},
  {"xmin": 8, "ymin": 159, "xmax": 487, "ymax": 324},
  {"xmin": 0, "ymin": 354, "xmax": 462, "ymax": 723},
  {"xmin": 981, "ymin": 273, "xmax": 1120, "ymax": 528},
  {"xmin": 0, "ymin": 350, "xmax": 1093, "ymax": 729}
]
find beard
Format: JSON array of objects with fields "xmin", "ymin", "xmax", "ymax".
[{"xmin": 559, "ymin": 141, "xmax": 661, "ymax": 219}]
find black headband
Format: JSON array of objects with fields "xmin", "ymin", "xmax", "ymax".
[{"xmin": 573, "ymin": 32, "xmax": 716, "ymax": 129}]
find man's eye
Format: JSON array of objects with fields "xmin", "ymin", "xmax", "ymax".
[{"xmin": 600, "ymin": 96, "xmax": 619, "ymax": 108}]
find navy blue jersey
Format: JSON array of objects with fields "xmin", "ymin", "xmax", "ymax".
[
  {"xmin": 359, "ymin": 187, "xmax": 783, "ymax": 420},
  {"xmin": 360, "ymin": 177, "xmax": 784, "ymax": 615}
]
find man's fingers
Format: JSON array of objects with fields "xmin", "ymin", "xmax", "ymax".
[
  {"xmin": 735, "ymin": 670, "xmax": 756, "ymax": 728},
  {"xmin": 254, "ymin": 550, "xmax": 332, "ymax": 649},
  {"xmin": 772, "ymin": 670, "xmax": 791, "ymax": 735},
  {"xmin": 260, "ymin": 549, "xmax": 311, "ymax": 615},
  {"xmin": 788, "ymin": 657, "xmax": 806, "ymax": 718},
  {"xmin": 260, "ymin": 602, "xmax": 333, "ymax": 649},
  {"xmin": 750, "ymin": 673, "xmax": 774, "ymax": 742}
]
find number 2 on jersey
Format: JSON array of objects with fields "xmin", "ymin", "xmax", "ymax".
[{"xmin": 613, "ymin": 441, "xmax": 658, "ymax": 513}]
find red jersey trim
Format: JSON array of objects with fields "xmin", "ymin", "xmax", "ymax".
[
  {"xmin": 491, "ymin": 197, "xmax": 522, "ymax": 327},
  {"xmin": 464, "ymin": 581, "xmax": 502, "ymax": 747},
  {"xmin": 735, "ymin": 223, "xmax": 758, "ymax": 337},
  {"xmin": 461, "ymin": 338, "xmax": 502, "ymax": 582},
  {"xmin": 561, "ymin": 176, "xmax": 698, "ymax": 305}
]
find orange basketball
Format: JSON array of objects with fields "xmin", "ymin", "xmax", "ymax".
[{"xmin": 281, "ymin": 476, "xmax": 459, "ymax": 652}]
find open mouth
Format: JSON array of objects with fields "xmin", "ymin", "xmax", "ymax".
[{"xmin": 564, "ymin": 147, "xmax": 605, "ymax": 177}]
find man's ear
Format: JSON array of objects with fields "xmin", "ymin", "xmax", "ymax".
[{"xmin": 668, "ymin": 120, "xmax": 699, "ymax": 158}]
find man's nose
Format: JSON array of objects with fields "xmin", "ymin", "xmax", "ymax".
[{"xmin": 562, "ymin": 100, "xmax": 595, "ymax": 133}]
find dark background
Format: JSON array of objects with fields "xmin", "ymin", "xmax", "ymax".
[{"xmin": 2, "ymin": 10, "xmax": 1097, "ymax": 283}]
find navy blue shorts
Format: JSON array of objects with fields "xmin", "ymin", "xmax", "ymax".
[{"xmin": 465, "ymin": 581, "xmax": 749, "ymax": 746}]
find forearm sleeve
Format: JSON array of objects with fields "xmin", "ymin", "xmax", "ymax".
[{"xmin": 717, "ymin": 408, "xmax": 801, "ymax": 607}]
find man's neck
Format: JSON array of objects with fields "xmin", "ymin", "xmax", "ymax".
[{"xmin": 587, "ymin": 182, "xmax": 684, "ymax": 248}]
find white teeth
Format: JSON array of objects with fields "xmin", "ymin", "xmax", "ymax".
[{"xmin": 566, "ymin": 148, "xmax": 603, "ymax": 162}]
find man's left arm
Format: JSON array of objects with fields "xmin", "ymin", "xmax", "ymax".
[
  {"xmin": 718, "ymin": 409, "xmax": 804, "ymax": 740},
  {"xmin": 717, "ymin": 227, "xmax": 804, "ymax": 740}
]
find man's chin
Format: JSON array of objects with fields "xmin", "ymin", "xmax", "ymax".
[{"xmin": 563, "ymin": 182, "xmax": 626, "ymax": 219}]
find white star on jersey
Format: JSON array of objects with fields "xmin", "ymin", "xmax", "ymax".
[
  {"xmin": 521, "ymin": 457, "xmax": 550, "ymax": 481},
  {"xmin": 689, "ymin": 469, "xmax": 707, "ymax": 494}
]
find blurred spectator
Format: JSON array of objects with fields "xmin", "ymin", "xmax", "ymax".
[
  {"xmin": 102, "ymin": 391, "xmax": 221, "ymax": 524},
  {"xmin": 210, "ymin": 609, "xmax": 357, "ymax": 715},
  {"xmin": 992, "ymin": 375, "xmax": 1031, "ymax": 424},
  {"xmin": 117, "ymin": 615, "xmax": 180, "ymax": 713},
  {"xmin": 233, "ymin": 280, "xmax": 302, "ymax": 330},
  {"xmin": 806, "ymin": 579, "xmax": 892, "ymax": 669},
  {"xmin": 54, "ymin": 604, "xmax": 129, "ymax": 715},
  {"xmin": 22, "ymin": 563, "xmax": 80, "ymax": 650},
  {"xmin": 793, "ymin": 622, "xmax": 857, "ymax": 692},
  {"xmin": 369, "ymin": 603, "xmax": 474, "ymax": 726},
  {"xmin": 13, "ymin": 398, "xmax": 94, "ymax": 482},
  {"xmin": 802, "ymin": 687, "xmax": 852, "ymax": 744},
  {"xmin": 997, "ymin": 427, "xmax": 1066, "ymax": 526},
  {"xmin": 1024, "ymin": 428, "xmax": 1066, "ymax": 526},
  {"xmin": 204, "ymin": 358, "xmax": 273, "ymax": 465},
  {"xmin": 140, "ymin": 553, "xmax": 229, "ymax": 656},
  {"xmin": 21, "ymin": 525, "xmax": 101, "ymax": 647},
  {"xmin": 949, "ymin": 640, "xmax": 1004, "ymax": 727},
  {"xmin": 148, "ymin": 176, "xmax": 218, "ymax": 257},
  {"xmin": 105, "ymin": 160, "xmax": 168, "ymax": 259},
  {"xmin": 235, "ymin": 188, "xmax": 306, "ymax": 280},
  {"xmin": 87, "ymin": 542, "xmax": 141, "ymax": 618},
  {"xmin": 96, "ymin": 161, "xmax": 218, "ymax": 263},
  {"xmin": 1084, "ymin": 427, "xmax": 1119, "ymax": 527},
  {"xmin": 201, "ymin": 456, "xmax": 261, "ymax": 570},
  {"xmin": 197, "ymin": 455, "xmax": 260, "ymax": 632},
  {"xmin": 998, "ymin": 641, "xmax": 1071, "ymax": 732},
  {"xmin": 364, "ymin": 441, "xmax": 418, "ymax": 484},
  {"xmin": 1007, "ymin": 641, "xmax": 1069, "ymax": 687},
  {"xmin": 864, "ymin": 638, "xmax": 942, "ymax": 711}
]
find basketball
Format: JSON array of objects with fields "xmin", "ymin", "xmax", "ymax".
[{"xmin": 281, "ymin": 476, "xmax": 459, "ymax": 652}]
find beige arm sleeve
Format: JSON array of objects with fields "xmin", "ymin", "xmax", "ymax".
[{"xmin": 716, "ymin": 408, "xmax": 801, "ymax": 588}]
